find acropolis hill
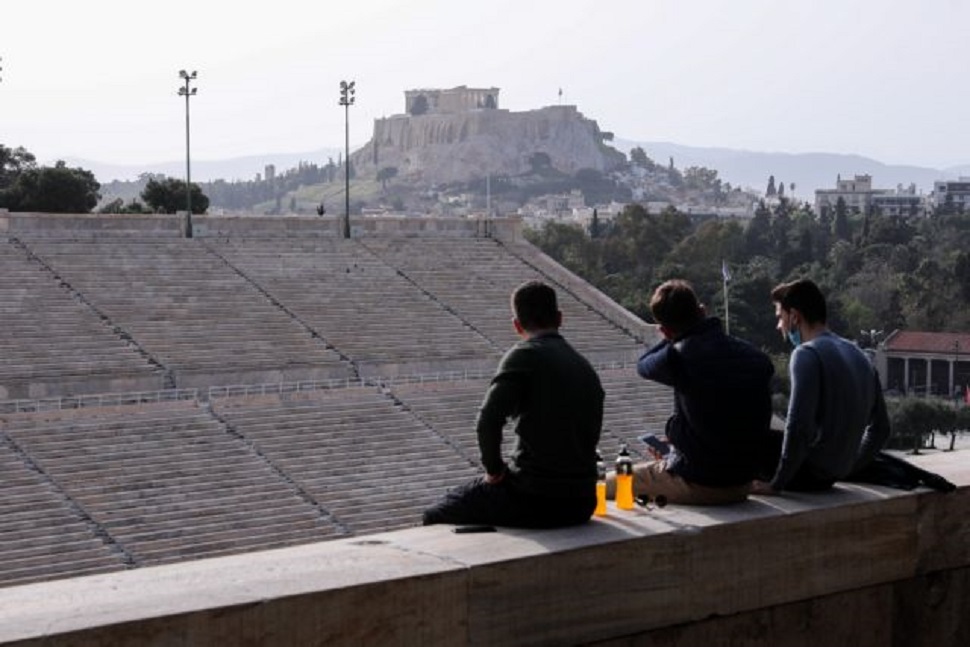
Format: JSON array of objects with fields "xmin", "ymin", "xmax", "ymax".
[{"xmin": 350, "ymin": 86, "xmax": 626, "ymax": 185}]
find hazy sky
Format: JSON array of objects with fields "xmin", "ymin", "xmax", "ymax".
[{"xmin": 2, "ymin": 0, "xmax": 967, "ymax": 170}]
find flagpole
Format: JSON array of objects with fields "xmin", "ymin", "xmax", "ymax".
[{"xmin": 721, "ymin": 260, "xmax": 731, "ymax": 335}]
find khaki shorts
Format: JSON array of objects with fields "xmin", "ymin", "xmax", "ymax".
[{"xmin": 606, "ymin": 460, "xmax": 749, "ymax": 506}]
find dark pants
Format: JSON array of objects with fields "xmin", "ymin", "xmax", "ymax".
[
  {"xmin": 422, "ymin": 475, "xmax": 596, "ymax": 529},
  {"xmin": 758, "ymin": 430, "xmax": 835, "ymax": 492}
]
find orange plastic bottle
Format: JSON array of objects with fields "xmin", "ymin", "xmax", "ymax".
[
  {"xmin": 594, "ymin": 450, "xmax": 607, "ymax": 516},
  {"xmin": 615, "ymin": 444, "xmax": 635, "ymax": 510}
]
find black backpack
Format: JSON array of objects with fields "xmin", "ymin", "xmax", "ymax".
[{"xmin": 846, "ymin": 451, "xmax": 956, "ymax": 493}]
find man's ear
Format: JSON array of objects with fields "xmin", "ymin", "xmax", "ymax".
[
  {"xmin": 659, "ymin": 324, "xmax": 674, "ymax": 340},
  {"xmin": 555, "ymin": 310, "xmax": 563, "ymax": 328},
  {"xmin": 513, "ymin": 318, "xmax": 526, "ymax": 337}
]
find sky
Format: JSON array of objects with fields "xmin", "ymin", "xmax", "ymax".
[{"xmin": 2, "ymin": 0, "xmax": 968, "ymax": 173}]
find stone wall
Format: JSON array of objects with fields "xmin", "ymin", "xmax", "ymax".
[
  {"xmin": 404, "ymin": 86, "xmax": 500, "ymax": 115},
  {"xmin": 0, "ymin": 212, "xmax": 524, "ymax": 240},
  {"xmin": 1, "ymin": 451, "xmax": 966, "ymax": 646}
]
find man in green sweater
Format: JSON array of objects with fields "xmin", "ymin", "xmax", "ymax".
[{"xmin": 422, "ymin": 280, "xmax": 604, "ymax": 528}]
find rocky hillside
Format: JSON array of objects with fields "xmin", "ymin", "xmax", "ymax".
[{"xmin": 351, "ymin": 105, "xmax": 625, "ymax": 187}]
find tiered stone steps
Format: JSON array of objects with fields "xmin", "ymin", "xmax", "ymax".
[
  {"xmin": 597, "ymin": 366, "xmax": 676, "ymax": 461},
  {"xmin": 205, "ymin": 237, "xmax": 501, "ymax": 374},
  {"xmin": 0, "ymin": 401, "xmax": 341, "ymax": 568},
  {"xmin": 0, "ymin": 434, "xmax": 127, "ymax": 587},
  {"xmin": 211, "ymin": 387, "xmax": 480, "ymax": 535},
  {"xmin": 0, "ymin": 239, "xmax": 161, "ymax": 399},
  {"xmin": 363, "ymin": 237, "xmax": 643, "ymax": 362},
  {"xmin": 391, "ymin": 377, "xmax": 503, "ymax": 463},
  {"xmin": 18, "ymin": 236, "xmax": 351, "ymax": 386}
]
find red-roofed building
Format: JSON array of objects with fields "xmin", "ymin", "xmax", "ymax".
[{"xmin": 877, "ymin": 330, "xmax": 970, "ymax": 397}]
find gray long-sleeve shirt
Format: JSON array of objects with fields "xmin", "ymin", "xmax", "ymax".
[{"xmin": 771, "ymin": 331, "xmax": 891, "ymax": 491}]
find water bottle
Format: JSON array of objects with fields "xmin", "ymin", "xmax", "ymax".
[
  {"xmin": 594, "ymin": 449, "xmax": 607, "ymax": 516},
  {"xmin": 615, "ymin": 444, "xmax": 635, "ymax": 510}
]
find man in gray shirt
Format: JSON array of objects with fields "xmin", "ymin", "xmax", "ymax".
[{"xmin": 753, "ymin": 279, "xmax": 891, "ymax": 493}]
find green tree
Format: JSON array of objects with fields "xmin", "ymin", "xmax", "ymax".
[
  {"xmin": 528, "ymin": 152, "xmax": 553, "ymax": 172},
  {"xmin": 0, "ymin": 161, "xmax": 100, "ymax": 213},
  {"xmin": 766, "ymin": 175, "xmax": 777, "ymax": 197},
  {"xmin": 828, "ymin": 240, "xmax": 861, "ymax": 285},
  {"xmin": 683, "ymin": 166, "xmax": 722, "ymax": 193},
  {"xmin": 574, "ymin": 168, "xmax": 627, "ymax": 205},
  {"xmin": 901, "ymin": 258, "xmax": 951, "ymax": 330},
  {"xmin": 886, "ymin": 397, "xmax": 956, "ymax": 451},
  {"xmin": 868, "ymin": 215, "xmax": 915, "ymax": 246},
  {"xmin": 744, "ymin": 201, "xmax": 773, "ymax": 258},
  {"xmin": 141, "ymin": 177, "xmax": 209, "ymax": 214},
  {"xmin": 723, "ymin": 257, "xmax": 781, "ymax": 351},
  {"xmin": 629, "ymin": 147, "xmax": 653, "ymax": 169},
  {"xmin": 524, "ymin": 221, "xmax": 600, "ymax": 288},
  {"xmin": 955, "ymin": 252, "xmax": 970, "ymax": 301},
  {"xmin": 771, "ymin": 199, "xmax": 793, "ymax": 273},
  {"xmin": 98, "ymin": 198, "xmax": 148, "ymax": 214},
  {"xmin": 377, "ymin": 166, "xmax": 398, "ymax": 190},
  {"xmin": 657, "ymin": 219, "xmax": 743, "ymax": 295},
  {"xmin": 521, "ymin": 168, "xmax": 970, "ymax": 343},
  {"xmin": 817, "ymin": 206, "xmax": 833, "ymax": 256},
  {"xmin": 589, "ymin": 208, "xmax": 601, "ymax": 239},
  {"xmin": 0, "ymin": 144, "xmax": 37, "ymax": 189},
  {"xmin": 789, "ymin": 207, "xmax": 817, "ymax": 269},
  {"xmin": 833, "ymin": 197, "xmax": 851, "ymax": 241}
]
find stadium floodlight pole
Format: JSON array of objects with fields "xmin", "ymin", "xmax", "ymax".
[
  {"xmin": 178, "ymin": 70, "xmax": 198, "ymax": 238},
  {"xmin": 955, "ymin": 340, "xmax": 961, "ymax": 401},
  {"xmin": 339, "ymin": 80, "xmax": 355, "ymax": 239}
]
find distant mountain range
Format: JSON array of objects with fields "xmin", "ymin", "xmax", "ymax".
[
  {"xmin": 64, "ymin": 149, "xmax": 344, "ymax": 185},
  {"xmin": 67, "ymin": 141, "xmax": 968, "ymax": 201},
  {"xmin": 613, "ymin": 140, "xmax": 969, "ymax": 200}
]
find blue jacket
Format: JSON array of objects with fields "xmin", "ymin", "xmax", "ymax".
[{"xmin": 637, "ymin": 317, "xmax": 774, "ymax": 487}]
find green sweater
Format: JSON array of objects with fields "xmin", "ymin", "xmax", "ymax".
[{"xmin": 476, "ymin": 332, "xmax": 604, "ymax": 498}]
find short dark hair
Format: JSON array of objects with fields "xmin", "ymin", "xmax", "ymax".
[
  {"xmin": 512, "ymin": 280, "xmax": 559, "ymax": 331},
  {"xmin": 650, "ymin": 279, "xmax": 703, "ymax": 335},
  {"xmin": 771, "ymin": 279, "xmax": 827, "ymax": 324}
]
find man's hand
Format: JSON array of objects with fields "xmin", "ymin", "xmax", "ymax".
[
  {"xmin": 750, "ymin": 480, "xmax": 779, "ymax": 495},
  {"xmin": 484, "ymin": 470, "xmax": 506, "ymax": 485}
]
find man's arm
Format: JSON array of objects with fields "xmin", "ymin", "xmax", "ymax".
[
  {"xmin": 636, "ymin": 339, "xmax": 676, "ymax": 385},
  {"xmin": 476, "ymin": 348, "xmax": 529, "ymax": 478},
  {"xmin": 855, "ymin": 370, "xmax": 891, "ymax": 468},
  {"xmin": 769, "ymin": 347, "xmax": 821, "ymax": 491}
]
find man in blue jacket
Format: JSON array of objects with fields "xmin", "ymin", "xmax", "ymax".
[{"xmin": 609, "ymin": 279, "xmax": 775, "ymax": 505}]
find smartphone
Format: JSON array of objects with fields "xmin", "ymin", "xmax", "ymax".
[
  {"xmin": 452, "ymin": 525, "xmax": 497, "ymax": 534},
  {"xmin": 638, "ymin": 433, "xmax": 671, "ymax": 457}
]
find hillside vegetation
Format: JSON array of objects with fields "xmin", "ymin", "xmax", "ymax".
[{"xmin": 527, "ymin": 199, "xmax": 970, "ymax": 354}]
